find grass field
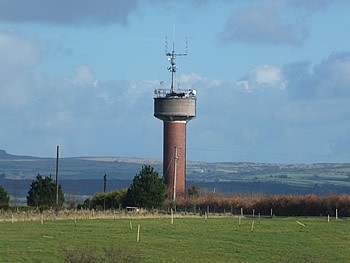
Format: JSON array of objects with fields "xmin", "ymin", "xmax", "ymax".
[{"xmin": 1, "ymin": 214, "xmax": 350, "ymax": 262}]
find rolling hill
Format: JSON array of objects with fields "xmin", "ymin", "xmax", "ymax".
[{"xmin": 1, "ymin": 149, "xmax": 350, "ymax": 204}]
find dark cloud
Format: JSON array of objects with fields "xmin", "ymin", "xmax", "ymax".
[
  {"xmin": 284, "ymin": 52, "xmax": 350, "ymax": 99},
  {"xmin": 312, "ymin": 52, "xmax": 350, "ymax": 96},
  {"xmin": 0, "ymin": 0, "xmax": 137, "ymax": 25},
  {"xmin": 282, "ymin": 61, "xmax": 314, "ymax": 99},
  {"xmin": 220, "ymin": 1, "xmax": 308, "ymax": 45}
]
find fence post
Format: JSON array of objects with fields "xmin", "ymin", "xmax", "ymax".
[{"xmin": 137, "ymin": 224, "xmax": 140, "ymax": 243}]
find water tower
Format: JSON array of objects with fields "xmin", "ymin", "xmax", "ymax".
[{"xmin": 154, "ymin": 38, "xmax": 196, "ymax": 200}]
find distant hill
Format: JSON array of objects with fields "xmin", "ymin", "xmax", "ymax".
[
  {"xmin": 0, "ymin": 149, "xmax": 18, "ymax": 159},
  {"xmin": 0, "ymin": 149, "xmax": 38, "ymax": 160},
  {"xmin": 1, "ymin": 149, "xmax": 350, "ymax": 202}
]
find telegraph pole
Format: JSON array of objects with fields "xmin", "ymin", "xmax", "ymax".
[
  {"xmin": 55, "ymin": 145, "xmax": 59, "ymax": 215},
  {"xmin": 103, "ymin": 174, "xmax": 107, "ymax": 210}
]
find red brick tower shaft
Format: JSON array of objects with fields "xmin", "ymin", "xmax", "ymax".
[
  {"xmin": 163, "ymin": 121, "xmax": 186, "ymax": 198},
  {"xmin": 154, "ymin": 96, "xmax": 196, "ymax": 199}
]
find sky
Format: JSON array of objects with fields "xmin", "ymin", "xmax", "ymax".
[{"xmin": 0, "ymin": 0, "xmax": 350, "ymax": 164}]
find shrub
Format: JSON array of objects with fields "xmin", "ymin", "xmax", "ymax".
[{"xmin": 62, "ymin": 245, "xmax": 142, "ymax": 263}]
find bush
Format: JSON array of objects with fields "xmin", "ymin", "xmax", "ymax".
[
  {"xmin": 91, "ymin": 189, "xmax": 127, "ymax": 210},
  {"xmin": 62, "ymin": 245, "xmax": 142, "ymax": 263}
]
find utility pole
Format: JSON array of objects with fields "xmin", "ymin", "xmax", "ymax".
[
  {"xmin": 104, "ymin": 174, "xmax": 107, "ymax": 193},
  {"xmin": 55, "ymin": 145, "xmax": 59, "ymax": 215},
  {"xmin": 103, "ymin": 174, "xmax": 107, "ymax": 210}
]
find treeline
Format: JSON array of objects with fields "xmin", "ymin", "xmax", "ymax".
[
  {"xmin": 83, "ymin": 188, "xmax": 350, "ymax": 217},
  {"xmin": 175, "ymin": 192, "xmax": 350, "ymax": 217},
  {"xmin": 2, "ymin": 164, "xmax": 350, "ymax": 217}
]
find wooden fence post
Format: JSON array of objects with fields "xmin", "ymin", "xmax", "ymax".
[
  {"xmin": 137, "ymin": 224, "xmax": 140, "ymax": 243},
  {"xmin": 251, "ymin": 220, "xmax": 255, "ymax": 232}
]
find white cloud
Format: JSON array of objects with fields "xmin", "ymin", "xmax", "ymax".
[
  {"xmin": 238, "ymin": 52, "xmax": 350, "ymax": 99},
  {"xmin": 237, "ymin": 64, "xmax": 287, "ymax": 92},
  {"xmin": 178, "ymin": 72, "xmax": 221, "ymax": 90},
  {"xmin": 67, "ymin": 64, "xmax": 97, "ymax": 87},
  {"xmin": 0, "ymin": 30, "xmax": 42, "ymax": 73},
  {"xmin": 0, "ymin": 31, "xmax": 42, "ymax": 111},
  {"xmin": 179, "ymin": 72, "xmax": 207, "ymax": 83}
]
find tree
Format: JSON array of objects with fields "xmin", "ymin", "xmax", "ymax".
[
  {"xmin": 27, "ymin": 174, "xmax": 64, "ymax": 209},
  {"xmin": 0, "ymin": 185, "xmax": 9, "ymax": 209},
  {"xmin": 187, "ymin": 185, "xmax": 199, "ymax": 199},
  {"xmin": 125, "ymin": 165, "xmax": 167, "ymax": 209}
]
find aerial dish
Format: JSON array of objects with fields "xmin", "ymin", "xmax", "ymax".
[
  {"xmin": 154, "ymin": 89, "xmax": 159, "ymax": 95},
  {"xmin": 192, "ymin": 89, "xmax": 197, "ymax": 95}
]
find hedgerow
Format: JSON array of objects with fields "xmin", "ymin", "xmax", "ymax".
[{"xmin": 176, "ymin": 192, "xmax": 350, "ymax": 217}]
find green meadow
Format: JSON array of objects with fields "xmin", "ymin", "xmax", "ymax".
[{"xmin": 1, "ymin": 215, "xmax": 350, "ymax": 262}]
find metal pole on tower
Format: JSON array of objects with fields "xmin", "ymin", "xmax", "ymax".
[
  {"xmin": 173, "ymin": 147, "xmax": 177, "ymax": 201},
  {"xmin": 173, "ymin": 146, "xmax": 182, "ymax": 201}
]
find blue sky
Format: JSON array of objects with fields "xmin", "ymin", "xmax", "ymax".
[{"xmin": 1, "ymin": 0, "xmax": 350, "ymax": 163}]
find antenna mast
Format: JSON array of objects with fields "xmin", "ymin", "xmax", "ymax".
[{"xmin": 165, "ymin": 36, "xmax": 188, "ymax": 93}]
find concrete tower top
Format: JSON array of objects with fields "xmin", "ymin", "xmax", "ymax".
[
  {"xmin": 154, "ymin": 36, "xmax": 196, "ymax": 122},
  {"xmin": 154, "ymin": 94, "xmax": 196, "ymax": 122}
]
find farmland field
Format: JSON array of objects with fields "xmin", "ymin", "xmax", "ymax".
[{"xmin": 1, "ymin": 214, "xmax": 350, "ymax": 262}]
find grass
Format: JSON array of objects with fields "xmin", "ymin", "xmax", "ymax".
[{"xmin": 1, "ymin": 214, "xmax": 350, "ymax": 262}]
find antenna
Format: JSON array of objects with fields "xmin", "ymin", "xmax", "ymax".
[
  {"xmin": 165, "ymin": 36, "xmax": 168, "ymax": 55},
  {"xmin": 165, "ymin": 35, "xmax": 188, "ymax": 93}
]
